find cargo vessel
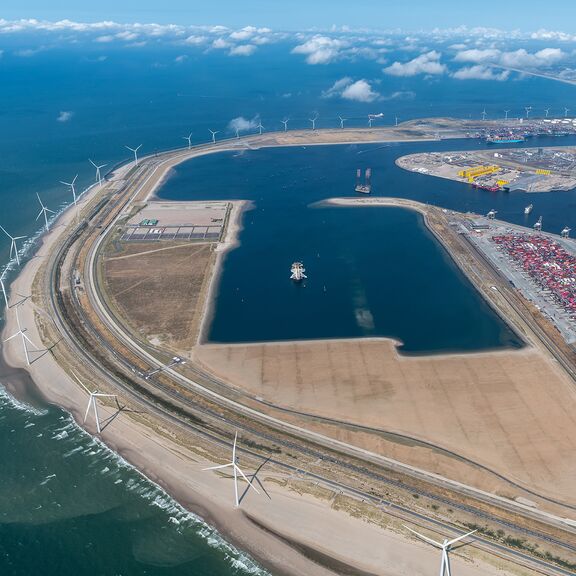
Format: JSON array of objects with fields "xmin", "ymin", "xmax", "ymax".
[
  {"xmin": 486, "ymin": 135, "xmax": 525, "ymax": 144},
  {"xmin": 290, "ymin": 261, "xmax": 307, "ymax": 282},
  {"xmin": 473, "ymin": 183, "xmax": 500, "ymax": 192}
]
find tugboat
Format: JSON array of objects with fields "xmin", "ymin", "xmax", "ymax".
[{"xmin": 290, "ymin": 261, "xmax": 307, "ymax": 282}]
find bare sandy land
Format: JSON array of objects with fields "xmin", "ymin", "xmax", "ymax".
[{"xmin": 194, "ymin": 337, "xmax": 576, "ymax": 507}]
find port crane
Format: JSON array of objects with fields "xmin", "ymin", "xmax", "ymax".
[
  {"xmin": 487, "ymin": 209, "xmax": 497, "ymax": 220},
  {"xmin": 562, "ymin": 226, "xmax": 571, "ymax": 238},
  {"xmin": 534, "ymin": 216, "xmax": 542, "ymax": 232}
]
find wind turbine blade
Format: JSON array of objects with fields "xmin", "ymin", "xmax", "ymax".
[
  {"xmin": 235, "ymin": 465, "xmax": 260, "ymax": 495},
  {"xmin": 83, "ymin": 397, "xmax": 92, "ymax": 423},
  {"xmin": 0, "ymin": 224, "xmax": 10, "ymax": 238},
  {"xmin": 89, "ymin": 159, "xmax": 97, "ymax": 167},
  {"xmin": 202, "ymin": 463, "xmax": 234, "ymax": 471},
  {"xmin": 13, "ymin": 236, "xmax": 27, "ymax": 241},
  {"xmin": 445, "ymin": 529, "xmax": 477, "ymax": 547},
  {"xmin": 36, "ymin": 210, "xmax": 43, "ymax": 221},
  {"xmin": 22, "ymin": 332, "xmax": 39, "ymax": 349},
  {"xmin": 404, "ymin": 526, "xmax": 443, "ymax": 548},
  {"xmin": 3, "ymin": 332, "xmax": 20, "ymax": 343},
  {"xmin": 71, "ymin": 370, "xmax": 92, "ymax": 394}
]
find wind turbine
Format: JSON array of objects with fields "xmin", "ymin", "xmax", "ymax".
[
  {"xmin": 3, "ymin": 305, "xmax": 38, "ymax": 366},
  {"xmin": 309, "ymin": 115, "xmax": 318, "ymax": 131},
  {"xmin": 234, "ymin": 127, "xmax": 240, "ymax": 139},
  {"xmin": 72, "ymin": 372, "xmax": 117, "ymax": 434},
  {"xmin": 90, "ymin": 160, "xmax": 107, "ymax": 187},
  {"xmin": 504, "ymin": 109, "xmax": 510, "ymax": 120},
  {"xmin": 125, "ymin": 144, "xmax": 142, "ymax": 166},
  {"xmin": 281, "ymin": 119, "xmax": 289, "ymax": 132},
  {"xmin": 395, "ymin": 116, "xmax": 399, "ymax": 126},
  {"xmin": 209, "ymin": 129, "xmax": 219, "ymax": 143},
  {"xmin": 257, "ymin": 122, "xmax": 264, "ymax": 135},
  {"xmin": 481, "ymin": 109, "xmax": 487, "ymax": 121},
  {"xmin": 203, "ymin": 432, "xmax": 260, "ymax": 507},
  {"xmin": 525, "ymin": 106, "xmax": 532, "ymax": 119},
  {"xmin": 338, "ymin": 116, "xmax": 347, "ymax": 129},
  {"xmin": 544, "ymin": 108, "xmax": 550, "ymax": 118},
  {"xmin": 368, "ymin": 116, "xmax": 373, "ymax": 128},
  {"xmin": 0, "ymin": 225, "xmax": 27, "ymax": 267},
  {"xmin": 61, "ymin": 174, "xmax": 79, "ymax": 205},
  {"xmin": 565, "ymin": 107, "xmax": 570, "ymax": 118},
  {"xmin": 182, "ymin": 132, "xmax": 193, "ymax": 150},
  {"xmin": 405, "ymin": 526, "xmax": 477, "ymax": 576},
  {"xmin": 36, "ymin": 193, "xmax": 56, "ymax": 233}
]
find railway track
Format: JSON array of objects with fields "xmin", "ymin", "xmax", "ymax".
[{"xmin": 39, "ymin": 142, "xmax": 576, "ymax": 576}]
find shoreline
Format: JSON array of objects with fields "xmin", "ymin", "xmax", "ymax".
[{"xmin": 1, "ymin": 129, "xmax": 572, "ymax": 576}]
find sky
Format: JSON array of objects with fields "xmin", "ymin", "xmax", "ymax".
[{"xmin": 2, "ymin": 0, "xmax": 576, "ymax": 32}]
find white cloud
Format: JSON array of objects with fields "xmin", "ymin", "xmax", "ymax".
[
  {"xmin": 384, "ymin": 50, "xmax": 446, "ymax": 76},
  {"xmin": 212, "ymin": 37, "xmax": 230, "ymax": 50},
  {"xmin": 342, "ymin": 79, "xmax": 380, "ymax": 102},
  {"xmin": 184, "ymin": 35, "xmax": 207, "ymax": 45},
  {"xmin": 57, "ymin": 111, "xmax": 74, "ymax": 122},
  {"xmin": 292, "ymin": 35, "xmax": 345, "ymax": 64},
  {"xmin": 174, "ymin": 54, "xmax": 188, "ymax": 63},
  {"xmin": 530, "ymin": 29, "xmax": 576, "ymax": 42},
  {"xmin": 453, "ymin": 47, "xmax": 566, "ymax": 69},
  {"xmin": 228, "ymin": 116, "xmax": 259, "ymax": 133},
  {"xmin": 381, "ymin": 90, "xmax": 416, "ymax": 101},
  {"xmin": 322, "ymin": 77, "xmax": 380, "ymax": 102},
  {"xmin": 500, "ymin": 48, "xmax": 565, "ymax": 67},
  {"xmin": 95, "ymin": 35, "xmax": 114, "ymax": 43},
  {"xmin": 452, "ymin": 65, "xmax": 510, "ymax": 81},
  {"xmin": 453, "ymin": 48, "xmax": 501, "ymax": 63},
  {"xmin": 116, "ymin": 31, "xmax": 138, "ymax": 41},
  {"xmin": 322, "ymin": 77, "xmax": 353, "ymax": 98},
  {"xmin": 229, "ymin": 26, "xmax": 271, "ymax": 41},
  {"xmin": 229, "ymin": 44, "xmax": 257, "ymax": 57}
]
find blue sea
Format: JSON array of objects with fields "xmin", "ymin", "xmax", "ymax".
[{"xmin": 1, "ymin": 35, "xmax": 576, "ymax": 574}]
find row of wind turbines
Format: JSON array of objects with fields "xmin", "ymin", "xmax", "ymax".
[{"xmin": 483, "ymin": 106, "xmax": 573, "ymax": 120}]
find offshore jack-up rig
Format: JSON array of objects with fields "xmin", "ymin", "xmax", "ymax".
[
  {"xmin": 290, "ymin": 262, "xmax": 307, "ymax": 282},
  {"xmin": 355, "ymin": 168, "xmax": 372, "ymax": 194}
]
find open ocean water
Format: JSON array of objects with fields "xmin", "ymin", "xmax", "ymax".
[{"xmin": 1, "ymin": 38, "xmax": 576, "ymax": 574}]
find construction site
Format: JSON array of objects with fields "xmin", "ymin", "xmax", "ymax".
[{"xmin": 397, "ymin": 147, "xmax": 576, "ymax": 192}]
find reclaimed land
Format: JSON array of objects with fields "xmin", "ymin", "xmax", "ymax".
[{"xmin": 3, "ymin": 125, "xmax": 576, "ymax": 576}]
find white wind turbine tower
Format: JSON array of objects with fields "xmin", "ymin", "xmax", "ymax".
[
  {"xmin": 338, "ymin": 116, "xmax": 347, "ymax": 129},
  {"xmin": 481, "ymin": 109, "xmax": 487, "ymax": 120},
  {"xmin": 1, "ymin": 271, "xmax": 9, "ymax": 308},
  {"xmin": 309, "ymin": 115, "xmax": 318, "ymax": 130},
  {"xmin": 36, "ymin": 193, "xmax": 56, "ymax": 233},
  {"xmin": 125, "ymin": 144, "xmax": 142, "ymax": 166},
  {"xmin": 281, "ymin": 119, "xmax": 289, "ymax": 131},
  {"xmin": 182, "ymin": 132, "xmax": 193, "ymax": 149},
  {"xmin": 525, "ymin": 106, "xmax": 532, "ymax": 119},
  {"xmin": 0, "ymin": 225, "xmax": 27, "ymax": 267},
  {"xmin": 565, "ymin": 107, "xmax": 570, "ymax": 118},
  {"xmin": 3, "ymin": 305, "xmax": 38, "ymax": 366},
  {"xmin": 203, "ymin": 432, "xmax": 260, "ymax": 507},
  {"xmin": 209, "ymin": 129, "xmax": 219, "ymax": 143},
  {"xmin": 61, "ymin": 174, "xmax": 79, "ymax": 206},
  {"xmin": 405, "ymin": 526, "xmax": 477, "ymax": 576},
  {"xmin": 395, "ymin": 116, "xmax": 399, "ymax": 126},
  {"xmin": 90, "ymin": 159, "xmax": 107, "ymax": 187},
  {"xmin": 544, "ymin": 108, "xmax": 550, "ymax": 118},
  {"xmin": 368, "ymin": 116, "xmax": 373, "ymax": 128},
  {"xmin": 257, "ymin": 122, "xmax": 264, "ymax": 135},
  {"xmin": 504, "ymin": 109, "xmax": 510, "ymax": 120},
  {"xmin": 72, "ymin": 372, "xmax": 117, "ymax": 434},
  {"xmin": 234, "ymin": 127, "xmax": 240, "ymax": 139}
]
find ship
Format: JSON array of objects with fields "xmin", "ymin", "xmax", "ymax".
[
  {"xmin": 472, "ymin": 183, "xmax": 500, "ymax": 192},
  {"xmin": 524, "ymin": 204, "xmax": 533, "ymax": 214},
  {"xmin": 290, "ymin": 261, "xmax": 307, "ymax": 282},
  {"xmin": 486, "ymin": 135, "xmax": 525, "ymax": 144},
  {"xmin": 355, "ymin": 168, "xmax": 372, "ymax": 194}
]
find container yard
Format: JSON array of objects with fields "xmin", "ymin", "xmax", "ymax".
[
  {"xmin": 492, "ymin": 234, "xmax": 576, "ymax": 319},
  {"xmin": 397, "ymin": 146, "xmax": 576, "ymax": 192},
  {"xmin": 466, "ymin": 220, "xmax": 576, "ymax": 343}
]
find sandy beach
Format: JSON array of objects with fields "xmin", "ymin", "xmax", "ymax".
[{"xmin": 0, "ymin": 134, "xmax": 568, "ymax": 575}]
